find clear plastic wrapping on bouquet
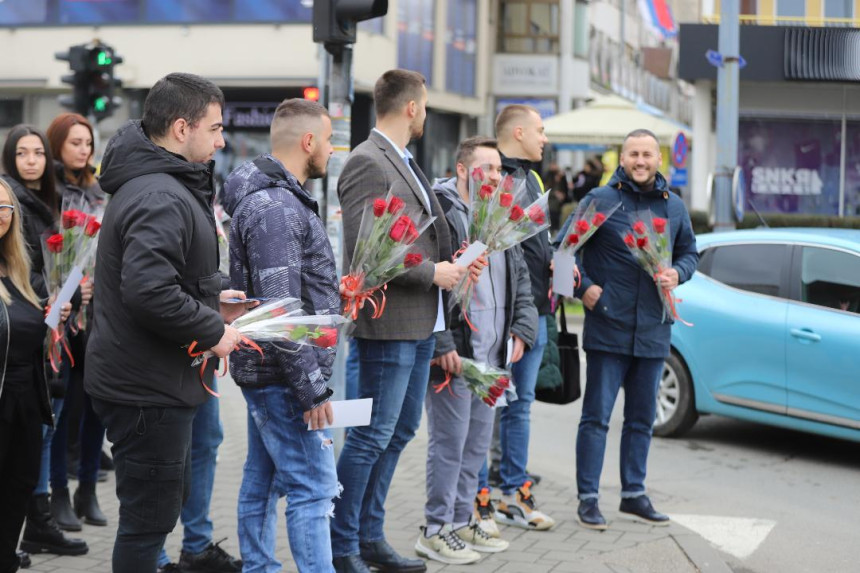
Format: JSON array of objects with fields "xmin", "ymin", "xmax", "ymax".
[{"xmin": 433, "ymin": 357, "xmax": 517, "ymax": 409}]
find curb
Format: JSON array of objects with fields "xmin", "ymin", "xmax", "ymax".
[{"xmin": 671, "ymin": 530, "xmax": 734, "ymax": 573}]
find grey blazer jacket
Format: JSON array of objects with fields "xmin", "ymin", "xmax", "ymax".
[{"xmin": 338, "ymin": 130, "xmax": 453, "ymax": 340}]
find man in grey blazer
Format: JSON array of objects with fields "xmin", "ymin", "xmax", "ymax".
[{"xmin": 331, "ymin": 69, "xmax": 473, "ymax": 573}]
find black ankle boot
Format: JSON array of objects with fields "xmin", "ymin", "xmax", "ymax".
[
  {"xmin": 74, "ymin": 481, "xmax": 107, "ymax": 526},
  {"xmin": 50, "ymin": 488, "xmax": 82, "ymax": 531},
  {"xmin": 20, "ymin": 494, "xmax": 89, "ymax": 556}
]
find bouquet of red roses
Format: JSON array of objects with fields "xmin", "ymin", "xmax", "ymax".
[
  {"xmin": 558, "ymin": 200, "xmax": 621, "ymax": 255},
  {"xmin": 621, "ymin": 211, "xmax": 691, "ymax": 326},
  {"xmin": 341, "ymin": 191, "xmax": 435, "ymax": 319},
  {"xmin": 434, "ymin": 357, "xmax": 517, "ymax": 409}
]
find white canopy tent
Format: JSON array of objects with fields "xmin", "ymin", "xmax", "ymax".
[{"xmin": 543, "ymin": 94, "xmax": 691, "ymax": 147}]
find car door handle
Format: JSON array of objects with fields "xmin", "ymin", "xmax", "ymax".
[{"xmin": 790, "ymin": 328, "xmax": 822, "ymax": 342}]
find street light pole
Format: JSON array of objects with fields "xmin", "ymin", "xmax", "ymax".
[{"xmin": 713, "ymin": 0, "xmax": 740, "ymax": 231}]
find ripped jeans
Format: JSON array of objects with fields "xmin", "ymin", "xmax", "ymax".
[{"xmin": 239, "ymin": 386, "xmax": 340, "ymax": 573}]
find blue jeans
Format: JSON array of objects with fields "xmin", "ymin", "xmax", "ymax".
[
  {"xmin": 576, "ymin": 350, "xmax": 664, "ymax": 500},
  {"xmin": 498, "ymin": 315, "xmax": 547, "ymax": 494},
  {"xmin": 330, "ymin": 335, "xmax": 435, "ymax": 558},
  {"xmin": 36, "ymin": 397, "xmax": 64, "ymax": 495},
  {"xmin": 239, "ymin": 385, "xmax": 339, "ymax": 573},
  {"xmin": 345, "ymin": 338, "xmax": 360, "ymax": 400},
  {"xmin": 157, "ymin": 379, "xmax": 224, "ymax": 567}
]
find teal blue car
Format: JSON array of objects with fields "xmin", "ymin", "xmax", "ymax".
[{"xmin": 653, "ymin": 228, "xmax": 860, "ymax": 442}]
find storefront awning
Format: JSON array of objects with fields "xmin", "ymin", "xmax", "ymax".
[
  {"xmin": 543, "ymin": 94, "xmax": 690, "ymax": 147},
  {"xmin": 638, "ymin": 0, "xmax": 677, "ymax": 40}
]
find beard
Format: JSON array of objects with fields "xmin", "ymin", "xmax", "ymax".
[{"xmin": 306, "ymin": 153, "xmax": 328, "ymax": 180}]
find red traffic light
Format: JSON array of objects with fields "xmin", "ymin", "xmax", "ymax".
[{"xmin": 303, "ymin": 87, "xmax": 320, "ymax": 101}]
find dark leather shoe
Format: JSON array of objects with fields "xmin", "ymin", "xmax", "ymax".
[
  {"xmin": 16, "ymin": 550, "xmax": 31, "ymax": 569},
  {"xmin": 577, "ymin": 498, "xmax": 608, "ymax": 530},
  {"xmin": 333, "ymin": 554, "xmax": 372, "ymax": 573},
  {"xmin": 21, "ymin": 494, "xmax": 88, "ymax": 556},
  {"xmin": 73, "ymin": 482, "xmax": 107, "ymax": 526},
  {"xmin": 179, "ymin": 539, "xmax": 242, "ymax": 572},
  {"xmin": 619, "ymin": 495, "xmax": 670, "ymax": 526},
  {"xmin": 360, "ymin": 540, "xmax": 427, "ymax": 572}
]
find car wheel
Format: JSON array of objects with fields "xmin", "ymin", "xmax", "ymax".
[{"xmin": 653, "ymin": 352, "xmax": 698, "ymax": 437}]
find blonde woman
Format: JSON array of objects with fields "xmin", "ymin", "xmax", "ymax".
[{"xmin": 0, "ymin": 178, "xmax": 71, "ymax": 573}]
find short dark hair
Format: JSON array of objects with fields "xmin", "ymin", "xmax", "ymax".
[
  {"xmin": 623, "ymin": 129, "xmax": 660, "ymax": 146},
  {"xmin": 142, "ymin": 73, "xmax": 225, "ymax": 139},
  {"xmin": 374, "ymin": 69, "xmax": 426, "ymax": 118},
  {"xmin": 1, "ymin": 124, "xmax": 57, "ymax": 214},
  {"xmin": 495, "ymin": 104, "xmax": 539, "ymax": 138},
  {"xmin": 455, "ymin": 136, "xmax": 497, "ymax": 168}
]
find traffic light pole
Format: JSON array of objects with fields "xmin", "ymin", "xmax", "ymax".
[
  {"xmin": 713, "ymin": 1, "xmax": 740, "ymax": 232},
  {"xmin": 323, "ymin": 45, "xmax": 353, "ymax": 437}
]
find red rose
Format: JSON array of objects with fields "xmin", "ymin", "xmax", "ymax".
[
  {"xmin": 497, "ymin": 376, "xmax": 510, "ymax": 388},
  {"xmin": 502, "ymin": 175, "xmax": 514, "ymax": 192},
  {"xmin": 652, "ymin": 217, "xmax": 668, "ymax": 233},
  {"xmin": 314, "ymin": 327, "xmax": 338, "ymax": 348},
  {"xmin": 373, "ymin": 198, "xmax": 387, "ymax": 217},
  {"xmin": 46, "ymin": 233, "xmax": 64, "ymax": 253},
  {"xmin": 528, "ymin": 205, "xmax": 546, "ymax": 225},
  {"xmin": 471, "ymin": 166, "xmax": 485, "ymax": 181},
  {"xmin": 387, "ymin": 196, "xmax": 405, "ymax": 214},
  {"xmin": 389, "ymin": 215, "xmax": 415, "ymax": 242},
  {"xmin": 592, "ymin": 212, "xmax": 607, "ymax": 226},
  {"xmin": 479, "ymin": 184, "xmax": 494, "ymax": 200},
  {"xmin": 623, "ymin": 233, "xmax": 636, "ymax": 248},
  {"xmin": 575, "ymin": 220, "xmax": 590, "ymax": 234},
  {"xmin": 84, "ymin": 219, "xmax": 101, "ymax": 237},
  {"xmin": 632, "ymin": 221, "xmax": 647, "ymax": 235},
  {"xmin": 509, "ymin": 205, "xmax": 524, "ymax": 222},
  {"xmin": 62, "ymin": 210, "xmax": 83, "ymax": 229},
  {"xmin": 489, "ymin": 385, "xmax": 504, "ymax": 398},
  {"xmin": 637, "ymin": 237, "xmax": 648, "ymax": 249},
  {"xmin": 567, "ymin": 234, "xmax": 579, "ymax": 245},
  {"xmin": 499, "ymin": 193, "xmax": 513, "ymax": 207},
  {"xmin": 404, "ymin": 253, "xmax": 423, "ymax": 268},
  {"xmin": 482, "ymin": 396, "xmax": 496, "ymax": 407}
]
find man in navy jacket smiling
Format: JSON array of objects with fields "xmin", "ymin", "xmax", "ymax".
[{"xmin": 560, "ymin": 129, "xmax": 698, "ymax": 531}]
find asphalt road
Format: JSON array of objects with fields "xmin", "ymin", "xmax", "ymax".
[{"xmin": 527, "ymin": 321, "xmax": 860, "ymax": 573}]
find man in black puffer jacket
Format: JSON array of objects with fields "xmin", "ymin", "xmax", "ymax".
[{"xmin": 85, "ymin": 73, "xmax": 245, "ymax": 573}]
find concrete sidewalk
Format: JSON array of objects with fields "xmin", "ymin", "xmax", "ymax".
[{"xmin": 24, "ymin": 373, "xmax": 732, "ymax": 573}]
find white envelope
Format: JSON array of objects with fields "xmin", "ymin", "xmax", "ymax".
[
  {"xmin": 45, "ymin": 265, "xmax": 84, "ymax": 329},
  {"xmin": 552, "ymin": 252, "xmax": 576, "ymax": 298},
  {"xmin": 455, "ymin": 241, "xmax": 488, "ymax": 267},
  {"xmin": 308, "ymin": 398, "xmax": 373, "ymax": 430}
]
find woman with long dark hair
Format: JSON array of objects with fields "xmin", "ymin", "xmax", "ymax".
[
  {"xmin": 45, "ymin": 113, "xmax": 107, "ymax": 533},
  {"xmin": 1, "ymin": 125, "xmax": 89, "ymax": 558},
  {"xmin": 0, "ymin": 177, "xmax": 72, "ymax": 573}
]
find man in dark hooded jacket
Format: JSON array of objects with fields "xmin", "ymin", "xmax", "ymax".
[
  {"xmin": 223, "ymin": 98, "xmax": 342, "ymax": 572},
  {"xmin": 560, "ymin": 129, "xmax": 698, "ymax": 531},
  {"xmin": 85, "ymin": 73, "xmax": 245, "ymax": 573}
]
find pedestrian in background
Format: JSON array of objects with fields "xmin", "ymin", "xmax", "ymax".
[
  {"xmin": 85, "ymin": 72, "xmax": 247, "ymax": 573},
  {"xmin": 565, "ymin": 129, "xmax": 697, "ymax": 530},
  {"xmin": 224, "ymin": 98, "xmax": 340, "ymax": 573}
]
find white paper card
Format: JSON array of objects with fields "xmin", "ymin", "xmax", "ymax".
[
  {"xmin": 308, "ymin": 398, "xmax": 373, "ymax": 430},
  {"xmin": 552, "ymin": 252, "xmax": 576, "ymax": 298},
  {"xmin": 455, "ymin": 241, "xmax": 488, "ymax": 267},
  {"xmin": 45, "ymin": 266, "xmax": 84, "ymax": 329},
  {"xmin": 505, "ymin": 336, "xmax": 514, "ymax": 366}
]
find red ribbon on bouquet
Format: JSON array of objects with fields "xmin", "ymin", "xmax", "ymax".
[
  {"xmin": 47, "ymin": 327, "xmax": 75, "ymax": 373},
  {"xmin": 433, "ymin": 370, "xmax": 457, "ymax": 396},
  {"xmin": 341, "ymin": 274, "xmax": 387, "ymax": 320},
  {"xmin": 654, "ymin": 269, "xmax": 693, "ymax": 327},
  {"xmin": 187, "ymin": 336, "xmax": 264, "ymax": 398}
]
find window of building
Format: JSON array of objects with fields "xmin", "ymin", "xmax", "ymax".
[
  {"xmin": 800, "ymin": 247, "xmax": 860, "ymax": 314},
  {"xmin": 741, "ymin": 0, "xmax": 757, "ymax": 15},
  {"xmin": 398, "ymin": 0, "xmax": 436, "ymax": 85},
  {"xmin": 705, "ymin": 244, "xmax": 789, "ymax": 297},
  {"xmin": 573, "ymin": 1, "xmax": 589, "ymax": 58},
  {"xmin": 776, "ymin": 0, "xmax": 806, "ymax": 18},
  {"xmin": 824, "ymin": 0, "xmax": 853, "ymax": 21},
  {"xmin": 446, "ymin": 0, "xmax": 477, "ymax": 96},
  {"xmin": 499, "ymin": 0, "xmax": 560, "ymax": 54},
  {"xmin": 0, "ymin": 100, "xmax": 24, "ymax": 128}
]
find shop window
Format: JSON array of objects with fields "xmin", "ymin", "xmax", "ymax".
[{"xmin": 499, "ymin": 0, "xmax": 560, "ymax": 54}]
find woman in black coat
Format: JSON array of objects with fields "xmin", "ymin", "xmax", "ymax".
[{"xmin": 0, "ymin": 178, "xmax": 72, "ymax": 573}]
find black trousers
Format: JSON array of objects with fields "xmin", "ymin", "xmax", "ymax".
[
  {"xmin": 0, "ymin": 389, "xmax": 42, "ymax": 573},
  {"xmin": 91, "ymin": 398, "xmax": 196, "ymax": 573}
]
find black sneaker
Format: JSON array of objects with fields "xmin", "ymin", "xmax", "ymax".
[
  {"xmin": 158, "ymin": 564, "xmax": 181, "ymax": 573},
  {"xmin": 178, "ymin": 539, "xmax": 242, "ymax": 572},
  {"xmin": 619, "ymin": 495, "xmax": 670, "ymax": 526},
  {"xmin": 577, "ymin": 498, "xmax": 608, "ymax": 531}
]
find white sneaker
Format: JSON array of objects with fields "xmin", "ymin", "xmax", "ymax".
[
  {"xmin": 494, "ymin": 481, "xmax": 556, "ymax": 531},
  {"xmin": 456, "ymin": 517, "xmax": 509, "ymax": 553},
  {"xmin": 474, "ymin": 488, "xmax": 501, "ymax": 538},
  {"xmin": 415, "ymin": 525, "xmax": 481, "ymax": 565}
]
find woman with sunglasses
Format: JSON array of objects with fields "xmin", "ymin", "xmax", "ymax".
[{"xmin": 0, "ymin": 177, "xmax": 72, "ymax": 573}]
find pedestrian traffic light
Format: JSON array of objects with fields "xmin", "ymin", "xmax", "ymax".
[
  {"xmin": 56, "ymin": 41, "xmax": 123, "ymax": 122},
  {"xmin": 313, "ymin": 0, "xmax": 388, "ymax": 48}
]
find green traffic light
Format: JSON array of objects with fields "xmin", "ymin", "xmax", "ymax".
[
  {"xmin": 97, "ymin": 51, "xmax": 112, "ymax": 66},
  {"xmin": 94, "ymin": 97, "xmax": 109, "ymax": 112}
]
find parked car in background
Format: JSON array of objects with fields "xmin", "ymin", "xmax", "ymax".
[{"xmin": 654, "ymin": 228, "xmax": 860, "ymax": 442}]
